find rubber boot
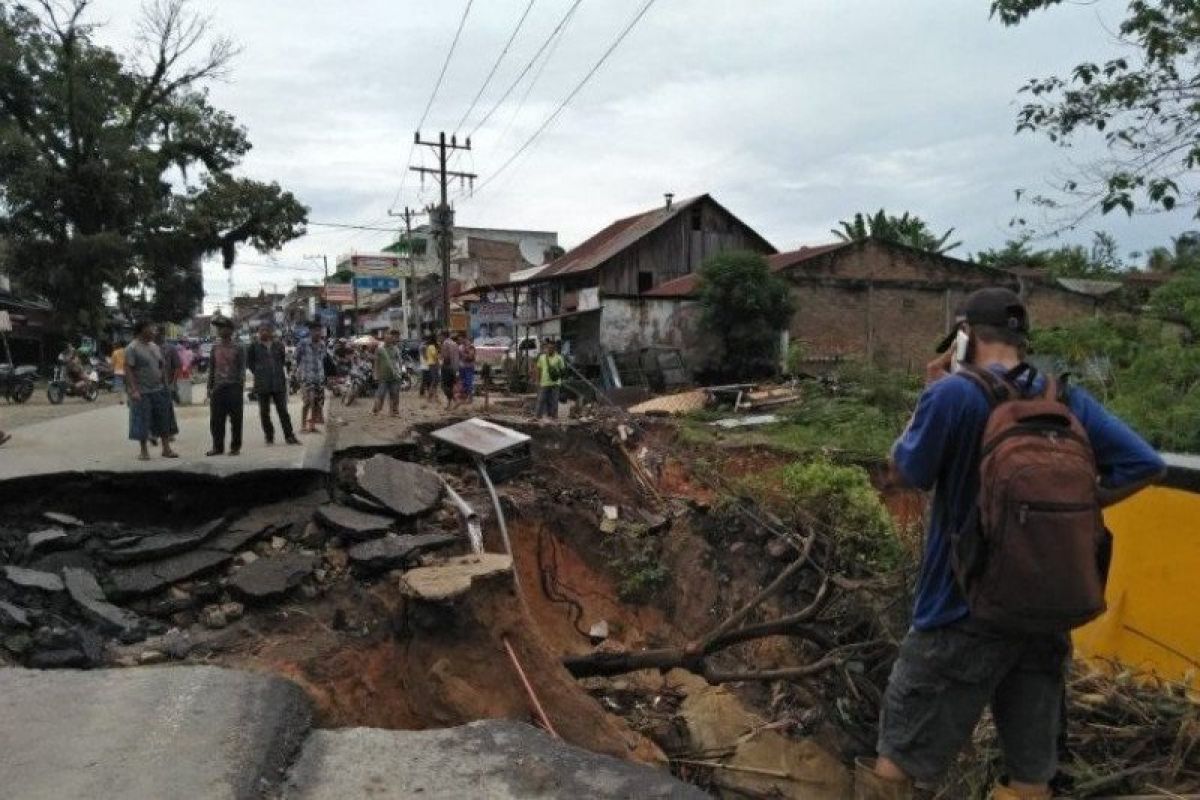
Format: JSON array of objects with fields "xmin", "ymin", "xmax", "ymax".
[
  {"xmin": 990, "ymin": 783, "xmax": 1051, "ymax": 800},
  {"xmin": 853, "ymin": 758, "xmax": 912, "ymax": 800}
]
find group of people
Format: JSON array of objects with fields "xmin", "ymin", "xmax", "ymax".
[
  {"xmin": 109, "ymin": 332, "xmax": 195, "ymax": 405},
  {"xmin": 417, "ymin": 330, "xmax": 478, "ymax": 410}
]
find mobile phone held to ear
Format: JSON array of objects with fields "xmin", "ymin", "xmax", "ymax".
[{"xmin": 951, "ymin": 330, "xmax": 971, "ymax": 373}]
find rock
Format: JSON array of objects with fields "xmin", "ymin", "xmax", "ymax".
[
  {"xmin": 603, "ymin": 505, "xmax": 620, "ymax": 521},
  {"xmin": 103, "ymin": 518, "xmax": 225, "ymax": 564},
  {"xmin": 2, "ymin": 566, "xmax": 64, "ymax": 593},
  {"xmin": 26, "ymin": 527, "xmax": 68, "ymax": 553},
  {"xmin": 4, "ymin": 633, "xmax": 32, "ymax": 654},
  {"xmin": 106, "ymin": 535, "xmax": 142, "ymax": 549},
  {"xmin": 28, "ymin": 648, "xmax": 88, "ymax": 669},
  {"xmin": 28, "ymin": 550, "xmax": 95, "ymax": 575},
  {"xmin": 325, "ymin": 549, "xmax": 349, "ymax": 571},
  {"xmin": 270, "ymin": 536, "xmax": 286, "ymax": 551},
  {"xmin": 314, "ymin": 504, "xmax": 394, "ymax": 541},
  {"xmin": 282, "ymin": 720, "xmax": 707, "ymax": 800},
  {"xmin": 599, "ymin": 519, "xmax": 618, "ymax": 535},
  {"xmin": 354, "ymin": 456, "xmax": 444, "ymax": 518},
  {"xmin": 200, "ymin": 606, "xmax": 228, "ymax": 629},
  {"xmin": 346, "ymin": 532, "xmax": 460, "ymax": 572},
  {"xmin": 139, "ymin": 650, "xmax": 167, "ymax": 665},
  {"xmin": 314, "ymin": 569, "xmax": 328, "ymax": 583},
  {"xmin": 638, "ymin": 511, "xmax": 670, "ymax": 533},
  {"xmin": 342, "ymin": 492, "xmax": 391, "ymax": 515},
  {"xmin": 0, "ymin": 600, "xmax": 31, "ymax": 628},
  {"xmin": 108, "ymin": 549, "xmax": 233, "ymax": 599},
  {"xmin": 43, "ymin": 511, "xmax": 83, "ymax": 527},
  {"xmin": 162, "ymin": 628, "xmax": 194, "ymax": 659},
  {"xmin": 766, "ymin": 539, "xmax": 792, "ymax": 561},
  {"xmin": 298, "ymin": 522, "xmax": 326, "ymax": 549},
  {"xmin": 33, "ymin": 626, "xmax": 77, "ymax": 650},
  {"xmin": 729, "ymin": 541, "xmax": 746, "ymax": 554},
  {"xmin": 588, "ymin": 620, "xmax": 610, "ymax": 641},
  {"xmin": 220, "ymin": 602, "xmax": 244, "ymax": 623},
  {"xmin": 228, "ymin": 554, "xmax": 316, "ymax": 603},
  {"xmin": 63, "ymin": 568, "xmax": 142, "ymax": 637},
  {"xmin": 237, "ymin": 551, "xmax": 259, "ymax": 566},
  {"xmin": 399, "ymin": 554, "xmax": 513, "ymax": 602}
]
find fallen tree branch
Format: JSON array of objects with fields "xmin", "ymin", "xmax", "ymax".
[{"xmin": 700, "ymin": 537, "xmax": 817, "ymax": 650}]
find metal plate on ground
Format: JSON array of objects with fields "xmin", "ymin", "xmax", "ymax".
[{"xmin": 430, "ymin": 418, "xmax": 531, "ymax": 459}]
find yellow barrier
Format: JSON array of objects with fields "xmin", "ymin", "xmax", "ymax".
[{"xmin": 1073, "ymin": 478, "xmax": 1200, "ymax": 686}]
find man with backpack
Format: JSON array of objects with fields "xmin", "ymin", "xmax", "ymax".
[
  {"xmin": 533, "ymin": 339, "xmax": 565, "ymax": 421},
  {"xmin": 858, "ymin": 288, "xmax": 1165, "ymax": 800}
]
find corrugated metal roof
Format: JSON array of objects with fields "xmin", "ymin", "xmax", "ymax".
[
  {"xmin": 1055, "ymin": 277, "xmax": 1122, "ymax": 297},
  {"xmin": 641, "ymin": 242, "xmax": 851, "ymax": 299}
]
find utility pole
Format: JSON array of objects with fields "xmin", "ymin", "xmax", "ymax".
[
  {"xmin": 387, "ymin": 206, "xmax": 422, "ymax": 337},
  {"xmin": 411, "ymin": 131, "xmax": 476, "ymax": 331},
  {"xmin": 303, "ymin": 254, "xmax": 329, "ymax": 282}
]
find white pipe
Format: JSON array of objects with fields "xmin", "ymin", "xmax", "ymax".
[
  {"xmin": 475, "ymin": 456, "xmax": 525, "ymax": 604},
  {"xmin": 442, "ymin": 481, "xmax": 483, "ymax": 554}
]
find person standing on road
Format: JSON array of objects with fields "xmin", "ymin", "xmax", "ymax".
[
  {"xmin": 295, "ymin": 320, "xmax": 327, "ymax": 434},
  {"xmin": 125, "ymin": 320, "xmax": 179, "ymax": 461},
  {"xmin": 247, "ymin": 324, "xmax": 299, "ymax": 446},
  {"xmin": 372, "ymin": 329, "xmax": 404, "ymax": 417},
  {"xmin": 458, "ymin": 334, "xmax": 476, "ymax": 403},
  {"xmin": 420, "ymin": 334, "xmax": 438, "ymax": 403},
  {"xmin": 156, "ymin": 331, "xmax": 182, "ymax": 405},
  {"xmin": 205, "ymin": 317, "xmax": 246, "ymax": 457},
  {"xmin": 110, "ymin": 341, "xmax": 126, "ymax": 405},
  {"xmin": 439, "ymin": 329, "xmax": 460, "ymax": 410},
  {"xmin": 532, "ymin": 339, "xmax": 565, "ymax": 421},
  {"xmin": 857, "ymin": 288, "xmax": 1165, "ymax": 800}
]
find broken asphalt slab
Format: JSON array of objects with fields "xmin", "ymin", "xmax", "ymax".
[
  {"xmin": 108, "ymin": 548, "xmax": 233, "ymax": 598},
  {"xmin": 399, "ymin": 553, "xmax": 513, "ymax": 601},
  {"xmin": 282, "ymin": 719, "xmax": 706, "ymax": 800},
  {"xmin": 0, "ymin": 665, "xmax": 312, "ymax": 800},
  {"xmin": 62, "ymin": 567, "xmax": 143, "ymax": 638},
  {"xmin": 2, "ymin": 565, "xmax": 65, "ymax": 593},
  {"xmin": 346, "ymin": 531, "xmax": 460, "ymax": 572},
  {"xmin": 103, "ymin": 517, "xmax": 225, "ymax": 563},
  {"xmin": 228, "ymin": 554, "xmax": 316, "ymax": 603},
  {"xmin": 353, "ymin": 455, "xmax": 444, "ymax": 517},
  {"xmin": 314, "ymin": 503, "xmax": 394, "ymax": 540}
]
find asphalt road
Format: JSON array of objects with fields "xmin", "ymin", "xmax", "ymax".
[{"xmin": 1, "ymin": 383, "xmax": 124, "ymax": 430}]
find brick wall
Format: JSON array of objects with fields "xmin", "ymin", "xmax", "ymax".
[{"xmin": 1019, "ymin": 280, "xmax": 1098, "ymax": 328}]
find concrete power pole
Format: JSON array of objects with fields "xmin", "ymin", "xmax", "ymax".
[
  {"xmin": 410, "ymin": 132, "xmax": 476, "ymax": 331},
  {"xmin": 387, "ymin": 206, "xmax": 421, "ymax": 336}
]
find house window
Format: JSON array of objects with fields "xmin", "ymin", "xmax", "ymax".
[
  {"xmin": 690, "ymin": 207, "xmax": 702, "ymax": 232},
  {"xmin": 638, "ymin": 272, "xmax": 654, "ymax": 293}
]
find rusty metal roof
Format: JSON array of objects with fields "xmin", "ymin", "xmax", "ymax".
[{"xmin": 641, "ymin": 242, "xmax": 851, "ymax": 299}]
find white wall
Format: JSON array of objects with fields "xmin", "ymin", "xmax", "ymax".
[{"xmin": 599, "ymin": 297, "xmax": 718, "ymax": 370}]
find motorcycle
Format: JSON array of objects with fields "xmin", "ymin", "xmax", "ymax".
[
  {"xmin": 396, "ymin": 357, "xmax": 417, "ymax": 392},
  {"xmin": 341, "ymin": 358, "xmax": 376, "ymax": 407},
  {"xmin": 87, "ymin": 355, "xmax": 115, "ymax": 392},
  {"xmin": 47, "ymin": 358, "xmax": 99, "ymax": 404},
  {"xmin": 0, "ymin": 363, "xmax": 36, "ymax": 404}
]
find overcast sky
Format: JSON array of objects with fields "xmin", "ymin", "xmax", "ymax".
[{"xmin": 93, "ymin": 0, "xmax": 1182, "ymax": 313}]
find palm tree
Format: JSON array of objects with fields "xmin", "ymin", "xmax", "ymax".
[{"xmin": 832, "ymin": 209, "xmax": 962, "ymax": 254}]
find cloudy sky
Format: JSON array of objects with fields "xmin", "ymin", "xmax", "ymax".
[{"xmin": 92, "ymin": 0, "xmax": 1180, "ymax": 313}]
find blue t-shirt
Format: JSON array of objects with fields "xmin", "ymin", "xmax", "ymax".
[{"xmin": 892, "ymin": 364, "xmax": 1165, "ymax": 631}]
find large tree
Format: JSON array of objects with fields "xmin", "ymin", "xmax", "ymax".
[
  {"xmin": 832, "ymin": 209, "xmax": 962, "ymax": 254},
  {"xmin": 697, "ymin": 250, "xmax": 793, "ymax": 379},
  {"xmin": 993, "ymin": 0, "xmax": 1200, "ymax": 222},
  {"xmin": 0, "ymin": 0, "xmax": 307, "ymax": 332},
  {"xmin": 975, "ymin": 231, "xmax": 1126, "ymax": 278}
]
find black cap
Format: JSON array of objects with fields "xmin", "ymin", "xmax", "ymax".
[{"xmin": 935, "ymin": 287, "xmax": 1028, "ymax": 352}]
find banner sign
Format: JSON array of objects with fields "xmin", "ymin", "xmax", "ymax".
[
  {"xmin": 472, "ymin": 301, "xmax": 514, "ymax": 325},
  {"xmin": 323, "ymin": 285, "xmax": 353, "ymax": 304},
  {"xmin": 354, "ymin": 276, "xmax": 401, "ymax": 292}
]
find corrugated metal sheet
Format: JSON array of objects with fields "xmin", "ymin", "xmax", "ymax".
[
  {"xmin": 1055, "ymin": 277, "xmax": 1122, "ymax": 297},
  {"xmin": 641, "ymin": 242, "xmax": 851, "ymax": 298}
]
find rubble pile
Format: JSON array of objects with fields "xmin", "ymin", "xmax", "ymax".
[{"xmin": 0, "ymin": 456, "xmax": 467, "ymax": 671}]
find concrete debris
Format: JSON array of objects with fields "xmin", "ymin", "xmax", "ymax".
[
  {"xmin": 138, "ymin": 650, "xmax": 167, "ymax": 665},
  {"xmin": 603, "ymin": 505, "xmax": 620, "ymax": 521},
  {"xmin": 0, "ymin": 599, "xmax": 32, "ymax": 628},
  {"xmin": 2, "ymin": 565, "xmax": 65, "ymax": 593},
  {"xmin": 108, "ymin": 549, "xmax": 233, "ymax": 599},
  {"xmin": 228, "ymin": 554, "xmax": 316, "ymax": 603},
  {"xmin": 628, "ymin": 389, "xmax": 709, "ymax": 416},
  {"xmin": 26, "ymin": 527, "xmax": 68, "ymax": 553},
  {"xmin": 62, "ymin": 567, "xmax": 142, "ymax": 638},
  {"xmin": 103, "ymin": 518, "xmax": 225, "ymax": 564},
  {"xmin": 314, "ymin": 504, "xmax": 394, "ymax": 541},
  {"xmin": 709, "ymin": 414, "xmax": 781, "ymax": 429},
  {"xmin": 399, "ymin": 554, "xmax": 512, "ymax": 602},
  {"xmin": 43, "ymin": 511, "xmax": 83, "ymax": 527},
  {"xmin": 237, "ymin": 551, "xmax": 258, "ymax": 565},
  {"xmin": 354, "ymin": 455, "xmax": 445, "ymax": 518},
  {"xmin": 346, "ymin": 532, "xmax": 459, "ymax": 573}
]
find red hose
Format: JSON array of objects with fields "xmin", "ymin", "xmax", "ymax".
[{"xmin": 502, "ymin": 635, "xmax": 560, "ymax": 739}]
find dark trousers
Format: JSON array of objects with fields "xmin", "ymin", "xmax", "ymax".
[
  {"xmin": 257, "ymin": 389, "xmax": 294, "ymax": 442},
  {"xmin": 210, "ymin": 384, "xmax": 243, "ymax": 452}
]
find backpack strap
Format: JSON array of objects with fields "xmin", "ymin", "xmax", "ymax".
[{"xmin": 958, "ymin": 365, "xmax": 1018, "ymax": 408}]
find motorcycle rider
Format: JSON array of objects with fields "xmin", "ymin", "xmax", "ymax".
[{"xmin": 60, "ymin": 345, "xmax": 89, "ymax": 394}]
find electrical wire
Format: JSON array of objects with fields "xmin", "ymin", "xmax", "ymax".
[
  {"xmin": 494, "ymin": 0, "xmax": 577, "ymax": 153},
  {"xmin": 467, "ymin": 0, "xmax": 586, "ymax": 139},
  {"xmin": 455, "ymin": 0, "xmax": 537, "ymax": 135},
  {"xmin": 470, "ymin": 0, "xmax": 658, "ymax": 199},
  {"xmin": 388, "ymin": 0, "xmax": 476, "ymax": 213}
]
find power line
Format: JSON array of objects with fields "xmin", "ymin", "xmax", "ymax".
[
  {"xmin": 468, "ymin": 0, "xmax": 586, "ymax": 140},
  {"xmin": 472, "ymin": 0, "xmax": 659, "ymax": 198},
  {"xmin": 455, "ymin": 0, "xmax": 537, "ymax": 135},
  {"xmin": 308, "ymin": 221, "xmax": 401, "ymax": 232},
  {"xmin": 389, "ymin": 0, "xmax": 476, "ymax": 213}
]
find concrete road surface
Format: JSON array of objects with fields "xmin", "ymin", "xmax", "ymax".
[{"xmin": 0, "ymin": 395, "xmax": 330, "ymax": 481}]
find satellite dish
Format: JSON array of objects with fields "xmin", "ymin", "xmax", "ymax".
[{"xmin": 518, "ymin": 237, "xmax": 547, "ymax": 266}]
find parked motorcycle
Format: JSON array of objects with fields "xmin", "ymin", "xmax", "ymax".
[
  {"xmin": 47, "ymin": 358, "xmax": 99, "ymax": 404},
  {"xmin": 0, "ymin": 363, "xmax": 36, "ymax": 404},
  {"xmin": 341, "ymin": 359, "xmax": 375, "ymax": 407}
]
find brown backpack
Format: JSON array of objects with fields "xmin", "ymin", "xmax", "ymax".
[{"xmin": 952, "ymin": 365, "xmax": 1111, "ymax": 634}]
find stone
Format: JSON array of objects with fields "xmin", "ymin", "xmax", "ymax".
[
  {"xmin": 201, "ymin": 606, "xmax": 228, "ymax": 629},
  {"xmin": 588, "ymin": 620, "xmax": 610, "ymax": 641},
  {"xmin": 43, "ymin": 511, "xmax": 83, "ymax": 527},
  {"xmin": 0, "ymin": 665, "xmax": 313, "ymax": 799},
  {"xmin": 324, "ymin": 549, "xmax": 349, "ymax": 570},
  {"xmin": 729, "ymin": 541, "xmax": 746, "ymax": 554},
  {"xmin": 282, "ymin": 720, "xmax": 707, "ymax": 800},
  {"xmin": 599, "ymin": 519, "xmax": 618, "ymax": 535},
  {"xmin": 638, "ymin": 511, "xmax": 670, "ymax": 533},
  {"xmin": 220, "ymin": 602, "xmax": 244, "ymax": 622},
  {"xmin": 237, "ymin": 551, "xmax": 259, "ymax": 565},
  {"xmin": 766, "ymin": 539, "xmax": 791, "ymax": 561},
  {"xmin": 162, "ymin": 628, "xmax": 194, "ymax": 659},
  {"xmin": 0, "ymin": 600, "xmax": 31, "ymax": 628},
  {"xmin": 26, "ymin": 527, "xmax": 68, "ymax": 553},
  {"xmin": 354, "ymin": 456, "xmax": 444, "ymax": 518},
  {"xmin": 28, "ymin": 550, "xmax": 95, "ymax": 575},
  {"xmin": 103, "ymin": 518, "xmax": 225, "ymax": 564},
  {"xmin": 346, "ymin": 532, "xmax": 460, "ymax": 573},
  {"xmin": 139, "ymin": 650, "xmax": 167, "ymax": 665},
  {"xmin": 270, "ymin": 536, "xmax": 286, "ymax": 551},
  {"xmin": 63, "ymin": 567, "xmax": 142, "ymax": 637},
  {"xmin": 108, "ymin": 549, "xmax": 233, "ymax": 599},
  {"xmin": 228, "ymin": 554, "xmax": 316, "ymax": 603},
  {"xmin": 603, "ymin": 505, "xmax": 620, "ymax": 521},
  {"xmin": 298, "ymin": 522, "xmax": 326, "ymax": 549},
  {"xmin": 342, "ymin": 493, "xmax": 391, "ymax": 515},
  {"xmin": 314, "ymin": 504, "xmax": 394, "ymax": 541},
  {"xmin": 399, "ymin": 554, "xmax": 514, "ymax": 602},
  {"xmin": 2, "ymin": 566, "xmax": 64, "ymax": 593}
]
